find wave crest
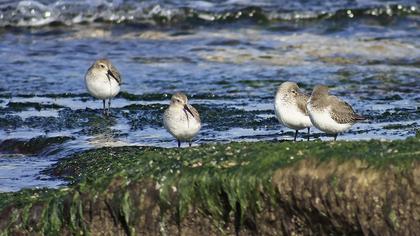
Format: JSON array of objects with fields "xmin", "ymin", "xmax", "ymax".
[{"xmin": 0, "ymin": 0, "xmax": 418, "ymax": 27}]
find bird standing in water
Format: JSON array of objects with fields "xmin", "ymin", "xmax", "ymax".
[{"xmin": 85, "ymin": 59, "xmax": 122, "ymax": 116}]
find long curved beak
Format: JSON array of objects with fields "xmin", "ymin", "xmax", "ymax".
[
  {"xmin": 183, "ymin": 105, "xmax": 194, "ymax": 117},
  {"xmin": 107, "ymin": 69, "xmax": 117, "ymax": 81}
]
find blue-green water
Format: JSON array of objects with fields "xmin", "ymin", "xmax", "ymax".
[{"xmin": 0, "ymin": 0, "xmax": 419, "ymax": 191}]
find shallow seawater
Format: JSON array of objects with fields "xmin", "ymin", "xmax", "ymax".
[{"xmin": 0, "ymin": 0, "xmax": 419, "ymax": 192}]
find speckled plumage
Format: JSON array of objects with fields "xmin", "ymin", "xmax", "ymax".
[{"xmin": 307, "ymin": 85, "xmax": 365, "ymax": 140}]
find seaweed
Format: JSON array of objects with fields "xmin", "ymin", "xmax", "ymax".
[{"xmin": 1, "ymin": 136, "xmax": 419, "ymax": 235}]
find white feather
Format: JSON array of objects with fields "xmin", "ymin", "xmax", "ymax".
[
  {"xmin": 275, "ymin": 96, "xmax": 312, "ymax": 130},
  {"xmin": 85, "ymin": 71, "xmax": 120, "ymax": 100},
  {"xmin": 164, "ymin": 106, "xmax": 201, "ymax": 141},
  {"xmin": 307, "ymin": 103, "xmax": 352, "ymax": 134}
]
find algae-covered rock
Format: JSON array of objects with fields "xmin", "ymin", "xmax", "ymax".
[{"xmin": 0, "ymin": 137, "xmax": 419, "ymax": 235}]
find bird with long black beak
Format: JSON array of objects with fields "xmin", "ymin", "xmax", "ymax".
[
  {"xmin": 85, "ymin": 59, "xmax": 122, "ymax": 115},
  {"xmin": 163, "ymin": 92, "xmax": 201, "ymax": 148}
]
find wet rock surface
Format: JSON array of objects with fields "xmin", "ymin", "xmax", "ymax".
[
  {"xmin": 0, "ymin": 136, "xmax": 419, "ymax": 235},
  {"xmin": 0, "ymin": 136, "xmax": 73, "ymax": 155}
]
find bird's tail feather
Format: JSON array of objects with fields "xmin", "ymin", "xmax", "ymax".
[{"xmin": 354, "ymin": 114, "xmax": 367, "ymax": 121}]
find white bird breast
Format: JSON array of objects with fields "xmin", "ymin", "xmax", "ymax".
[
  {"xmin": 307, "ymin": 105, "xmax": 352, "ymax": 134},
  {"xmin": 275, "ymin": 98, "xmax": 312, "ymax": 130},
  {"xmin": 85, "ymin": 72, "xmax": 120, "ymax": 100},
  {"xmin": 164, "ymin": 107, "xmax": 201, "ymax": 141}
]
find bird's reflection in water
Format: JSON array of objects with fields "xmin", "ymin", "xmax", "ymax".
[{"xmin": 88, "ymin": 127, "xmax": 131, "ymax": 148}]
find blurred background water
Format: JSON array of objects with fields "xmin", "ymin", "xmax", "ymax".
[{"xmin": 0, "ymin": 0, "xmax": 419, "ymax": 192}]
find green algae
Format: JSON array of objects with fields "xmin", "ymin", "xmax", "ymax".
[
  {"xmin": 383, "ymin": 122, "xmax": 417, "ymax": 130},
  {"xmin": 7, "ymin": 102, "xmax": 65, "ymax": 111},
  {"xmin": 118, "ymin": 92, "xmax": 169, "ymax": 101},
  {"xmin": 1, "ymin": 136, "xmax": 419, "ymax": 235},
  {"xmin": 43, "ymin": 93, "xmax": 90, "ymax": 98},
  {"xmin": 0, "ymin": 108, "xmax": 116, "ymax": 133}
]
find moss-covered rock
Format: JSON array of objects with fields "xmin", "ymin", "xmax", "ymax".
[{"xmin": 0, "ymin": 137, "xmax": 419, "ymax": 235}]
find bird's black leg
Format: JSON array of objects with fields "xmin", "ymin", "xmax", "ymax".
[
  {"xmin": 334, "ymin": 133, "xmax": 338, "ymax": 141},
  {"xmin": 177, "ymin": 140, "xmax": 181, "ymax": 148},
  {"xmin": 102, "ymin": 100, "xmax": 106, "ymax": 115},
  {"xmin": 189, "ymin": 141, "xmax": 192, "ymax": 147},
  {"xmin": 307, "ymin": 127, "xmax": 310, "ymax": 141},
  {"xmin": 108, "ymin": 99, "xmax": 111, "ymax": 115},
  {"xmin": 294, "ymin": 130, "xmax": 298, "ymax": 141}
]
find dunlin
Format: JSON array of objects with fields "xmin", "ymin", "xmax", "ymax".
[
  {"xmin": 307, "ymin": 85, "xmax": 365, "ymax": 141},
  {"xmin": 275, "ymin": 82, "xmax": 312, "ymax": 141},
  {"xmin": 163, "ymin": 93, "xmax": 201, "ymax": 147},
  {"xmin": 85, "ymin": 59, "xmax": 122, "ymax": 115}
]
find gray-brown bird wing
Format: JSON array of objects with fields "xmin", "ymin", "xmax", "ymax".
[
  {"xmin": 296, "ymin": 93, "xmax": 309, "ymax": 116},
  {"xmin": 109, "ymin": 63, "xmax": 122, "ymax": 85},
  {"xmin": 329, "ymin": 96, "xmax": 364, "ymax": 124},
  {"xmin": 187, "ymin": 104, "xmax": 201, "ymax": 123}
]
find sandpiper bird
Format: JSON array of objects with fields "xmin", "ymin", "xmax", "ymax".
[
  {"xmin": 163, "ymin": 93, "xmax": 201, "ymax": 148},
  {"xmin": 275, "ymin": 82, "xmax": 312, "ymax": 141},
  {"xmin": 85, "ymin": 59, "xmax": 122, "ymax": 115},
  {"xmin": 307, "ymin": 85, "xmax": 365, "ymax": 141}
]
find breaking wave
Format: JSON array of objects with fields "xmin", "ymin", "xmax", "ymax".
[{"xmin": 0, "ymin": 0, "xmax": 418, "ymax": 28}]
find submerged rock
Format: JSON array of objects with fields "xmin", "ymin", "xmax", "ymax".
[
  {"xmin": 0, "ymin": 137, "xmax": 419, "ymax": 235},
  {"xmin": 0, "ymin": 136, "xmax": 73, "ymax": 155}
]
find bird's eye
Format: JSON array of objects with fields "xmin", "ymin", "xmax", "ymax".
[{"xmin": 100, "ymin": 64, "xmax": 105, "ymax": 68}]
